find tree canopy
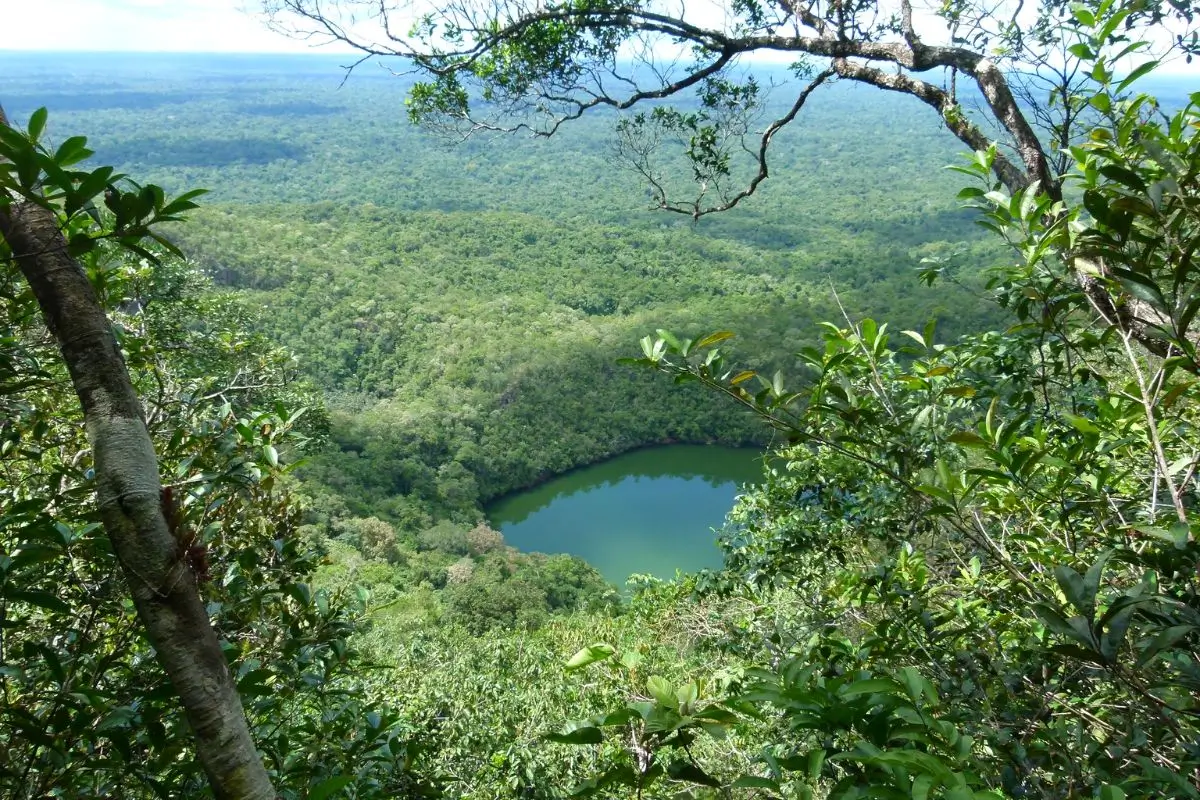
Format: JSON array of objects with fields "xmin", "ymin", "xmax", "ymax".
[
  {"xmin": 268, "ymin": 0, "xmax": 1197, "ymax": 360},
  {"xmin": 5, "ymin": 0, "xmax": 1200, "ymax": 797}
]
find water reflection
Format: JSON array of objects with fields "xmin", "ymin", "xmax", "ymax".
[{"xmin": 487, "ymin": 445, "xmax": 762, "ymax": 584}]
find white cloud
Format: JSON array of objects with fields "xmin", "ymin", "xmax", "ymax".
[
  {"xmin": 0, "ymin": 0, "xmax": 352, "ymax": 53},
  {"xmin": 2, "ymin": 0, "xmax": 1195, "ymax": 77}
]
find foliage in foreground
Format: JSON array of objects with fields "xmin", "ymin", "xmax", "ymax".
[
  {"xmin": 6, "ymin": 2, "xmax": 1200, "ymax": 799},
  {"xmin": 541, "ymin": 15, "xmax": 1200, "ymax": 799},
  {"xmin": 0, "ymin": 113, "xmax": 426, "ymax": 795}
]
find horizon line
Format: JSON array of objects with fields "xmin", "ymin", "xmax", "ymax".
[{"xmin": 3, "ymin": 48, "xmax": 1197, "ymax": 78}]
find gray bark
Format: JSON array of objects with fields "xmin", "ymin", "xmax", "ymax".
[{"xmin": 0, "ymin": 104, "xmax": 278, "ymax": 800}]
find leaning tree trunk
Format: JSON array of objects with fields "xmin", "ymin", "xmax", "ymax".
[{"xmin": 0, "ymin": 105, "xmax": 277, "ymax": 800}]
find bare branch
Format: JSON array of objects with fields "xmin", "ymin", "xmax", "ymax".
[{"xmin": 659, "ymin": 68, "xmax": 835, "ymax": 219}]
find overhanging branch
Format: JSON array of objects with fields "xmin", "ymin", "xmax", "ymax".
[
  {"xmin": 656, "ymin": 68, "xmax": 836, "ymax": 219},
  {"xmin": 830, "ymin": 58, "xmax": 1033, "ymax": 193}
]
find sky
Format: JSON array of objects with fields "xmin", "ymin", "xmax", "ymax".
[
  {"xmin": 2, "ymin": 0, "xmax": 1197, "ymax": 75},
  {"xmin": 0, "ymin": 0, "xmax": 344, "ymax": 53}
]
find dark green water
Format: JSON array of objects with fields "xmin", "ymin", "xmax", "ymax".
[{"xmin": 488, "ymin": 445, "xmax": 762, "ymax": 586}]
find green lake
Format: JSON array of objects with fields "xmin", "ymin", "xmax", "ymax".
[{"xmin": 487, "ymin": 445, "xmax": 763, "ymax": 586}]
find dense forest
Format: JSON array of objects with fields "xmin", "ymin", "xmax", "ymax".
[
  {"xmin": 3, "ymin": 51, "xmax": 1004, "ymax": 532},
  {"xmin": 3, "ymin": 0, "xmax": 1200, "ymax": 797}
]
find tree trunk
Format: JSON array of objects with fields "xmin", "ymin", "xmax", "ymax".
[{"xmin": 0, "ymin": 105, "xmax": 277, "ymax": 800}]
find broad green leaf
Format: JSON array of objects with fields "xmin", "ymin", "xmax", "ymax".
[
  {"xmin": 565, "ymin": 643, "xmax": 615, "ymax": 671},
  {"xmin": 840, "ymin": 677, "xmax": 905, "ymax": 699},
  {"xmin": 667, "ymin": 760, "xmax": 721, "ymax": 787},
  {"xmin": 694, "ymin": 330, "xmax": 734, "ymax": 349},
  {"xmin": 646, "ymin": 675, "xmax": 676, "ymax": 707},
  {"xmin": 309, "ymin": 775, "xmax": 353, "ymax": 800},
  {"xmin": 948, "ymin": 431, "xmax": 988, "ymax": 448},
  {"xmin": 546, "ymin": 725, "xmax": 604, "ymax": 744},
  {"xmin": 1110, "ymin": 267, "xmax": 1168, "ymax": 313},
  {"xmin": 1116, "ymin": 60, "xmax": 1160, "ymax": 93},
  {"xmin": 1054, "ymin": 565, "xmax": 1093, "ymax": 617},
  {"xmin": 53, "ymin": 135, "xmax": 92, "ymax": 167},
  {"xmin": 5, "ymin": 589, "xmax": 71, "ymax": 613},
  {"xmin": 618, "ymin": 649, "xmax": 643, "ymax": 669},
  {"xmin": 28, "ymin": 107, "xmax": 48, "ymax": 142},
  {"xmin": 598, "ymin": 707, "xmax": 640, "ymax": 727}
]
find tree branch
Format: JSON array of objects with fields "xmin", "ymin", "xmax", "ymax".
[
  {"xmin": 0, "ymin": 104, "xmax": 277, "ymax": 800},
  {"xmin": 830, "ymin": 59, "xmax": 1032, "ymax": 193},
  {"xmin": 658, "ymin": 68, "xmax": 835, "ymax": 218}
]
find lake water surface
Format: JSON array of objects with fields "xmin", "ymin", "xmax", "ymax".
[{"xmin": 488, "ymin": 445, "xmax": 762, "ymax": 586}]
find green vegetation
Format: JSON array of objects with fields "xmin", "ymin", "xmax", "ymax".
[
  {"xmin": 0, "ymin": 174, "xmax": 421, "ymax": 794},
  {"xmin": 5, "ymin": 51, "xmax": 1003, "ymax": 537},
  {"xmin": 3, "ymin": 47, "xmax": 1006, "ymax": 645},
  {"xmin": 4, "ymin": 0, "xmax": 1200, "ymax": 797}
]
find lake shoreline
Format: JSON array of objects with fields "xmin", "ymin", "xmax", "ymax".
[
  {"xmin": 480, "ymin": 436, "xmax": 766, "ymax": 511},
  {"xmin": 487, "ymin": 444, "xmax": 765, "ymax": 585}
]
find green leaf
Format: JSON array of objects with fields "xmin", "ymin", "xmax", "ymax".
[
  {"xmin": 1082, "ymin": 550, "xmax": 1113, "ymax": 613},
  {"xmin": 1068, "ymin": 42, "xmax": 1095, "ymax": 60},
  {"xmin": 1178, "ymin": 295, "xmax": 1200, "ymax": 337},
  {"xmin": 694, "ymin": 330, "xmax": 734, "ymax": 349},
  {"xmin": 27, "ymin": 107, "xmax": 48, "ymax": 142},
  {"xmin": 840, "ymin": 677, "xmax": 905, "ymax": 698},
  {"xmin": 309, "ymin": 775, "xmax": 353, "ymax": 800},
  {"xmin": 1110, "ymin": 267, "xmax": 1168, "ymax": 313},
  {"xmin": 1063, "ymin": 413, "xmax": 1100, "ymax": 434},
  {"xmin": 1098, "ymin": 164, "xmax": 1147, "ymax": 192},
  {"xmin": 666, "ymin": 760, "xmax": 721, "ymax": 787},
  {"xmin": 74, "ymin": 166, "xmax": 115, "ymax": 206},
  {"xmin": 655, "ymin": 328, "xmax": 681, "ymax": 350},
  {"xmin": 54, "ymin": 137, "xmax": 93, "ymax": 168},
  {"xmin": 1054, "ymin": 565, "xmax": 1093, "ymax": 617},
  {"xmin": 598, "ymin": 707, "xmax": 640, "ymax": 727},
  {"xmin": 1136, "ymin": 624, "xmax": 1196, "ymax": 666},
  {"xmin": 565, "ymin": 643, "xmax": 615, "ymax": 671},
  {"xmin": 1116, "ymin": 60, "xmax": 1159, "ymax": 93},
  {"xmin": 807, "ymin": 747, "xmax": 826, "ymax": 781},
  {"xmin": 6, "ymin": 589, "xmax": 71, "ymax": 613},
  {"xmin": 618, "ymin": 649, "xmax": 643, "ymax": 669},
  {"xmin": 693, "ymin": 705, "xmax": 738, "ymax": 723},
  {"xmin": 97, "ymin": 706, "xmax": 137, "ymax": 732},
  {"xmin": 948, "ymin": 431, "xmax": 988, "ymax": 448},
  {"xmin": 1033, "ymin": 603, "xmax": 1095, "ymax": 648},
  {"xmin": 546, "ymin": 725, "xmax": 604, "ymax": 744},
  {"xmin": 646, "ymin": 675, "xmax": 676, "ymax": 707}
]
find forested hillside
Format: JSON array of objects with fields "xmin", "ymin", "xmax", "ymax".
[
  {"xmin": 4, "ymin": 0, "xmax": 1199, "ymax": 796},
  {"xmin": 3, "ymin": 51, "xmax": 1003, "ymax": 532}
]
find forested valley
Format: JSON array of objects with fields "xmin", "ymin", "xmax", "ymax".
[
  {"xmin": 3, "ymin": 0, "xmax": 1200, "ymax": 797},
  {"xmin": 3, "ymin": 49, "xmax": 1004, "ymax": 607}
]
